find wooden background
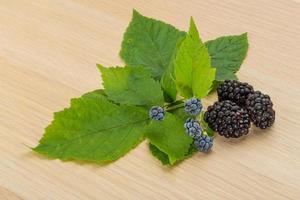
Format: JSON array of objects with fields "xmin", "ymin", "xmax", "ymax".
[{"xmin": 1, "ymin": 0, "xmax": 300, "ymax": 199}]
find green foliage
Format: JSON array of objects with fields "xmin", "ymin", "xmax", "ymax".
[
  {"xmin": 119, "ymin": 10, "xmax": 186, "ymax": 102},
  {"xmin": 149, "ymin": 143, "xmax": 170, "ymax": 165},
  {"xmin": 160, "ymin": 36, "xmax": 185, "ymax": 102},
  {"xmin": 205, "ymin": 33, "xmax": 248, "ymax": 81},
  {"xmin": 149, "ymin": 143, "xmax": 198, "ymax": 165},
  {"xmin": 33, "ymin": 90, "xmax": 149, "ymax": 162},
  {"xmin": 98, "ymin": 65, "xmax": 164, "ymax": 106},
  {"xmin": 146, "ymin": 113, "xmax": 193, "ymax": 164},
  {"xmin": 174, "ymin": 18, "xmax": 216, "ymax": 98},
  {"xmin": 120, "ymin": 10, "xmax": 186, "ymax": 80}
]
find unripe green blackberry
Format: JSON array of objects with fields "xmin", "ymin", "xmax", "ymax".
[
  {"xmin": 246, "ymin": 91, "xmax": 275, "ymax": 129},
  {"xmin": 204, "ymin": 100, "xmax": 251, "ymax": 138},
  {"xmin": 217, "ymin": 80, "xmax": 254, "ymax": 106}
]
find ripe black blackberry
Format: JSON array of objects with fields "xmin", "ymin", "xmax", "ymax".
[
  {"xmin": 204, "ymin": 100, "xmax": 251, "ymax": 138},
  {"xmin": 246, "ymin": 91, "xmax": 275, "ymax": 129},
  {"xmin": 217, "ymin": 80, "xmax": 254, "ymax": 106}
]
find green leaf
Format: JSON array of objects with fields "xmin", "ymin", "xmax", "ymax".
[
  {"xmin": 81, "ymin": 89, "xmax": 107, "ymax": 99},
  {"xmin": 205, "ymin": 33, "xmax": 248, "ymax": 81},
  {"xmin": 167, "ymin": 104, "xmax": 189, "ymax": 121},
  {"xmin": 149, "ymin": 143, "xmax": 170, "ymax": 165},
  {"xmin": 120, "ymin": 9, "xmax": 186, "ymax": 80},
  {"xmin": 98, "ymin": 65, "xmax": 164, "ymax": 106},
  {"xmin": 160, "ymin": 67, "xmax": 177, "ymax": 102},
  {"xmin": 149, "ymin": 102, "xmax": 192, "ymax": 165},
  {"xmin": 33, "ymin": 90, "xmax": 149, "ymax": 162},
  {"xmin": 149, "ymin": 143, "xmax": 198, "ymax": 165},
  {"xmin": 174, "ymin": 18, "xmax": 216, "ymax": 98},
  {"xmin": 146, "ymin": 113, "xmax": 193, "ymax": 165},
  {"xmin": 160, "ymin": 36, "xmax": 185, "ymax": 102}
]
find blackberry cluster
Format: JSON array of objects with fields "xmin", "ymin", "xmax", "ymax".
[
  {"xmin": 184, "ymin": 118, "xmax": 202, "ymax": 138},
  {"xmin": 149, "ymin": 106, "xmax": 165, "ymax": 121},
  {"xmin": 217, "ymin": 80, "xmax": 254, "ymax": 106},
  {"xmin": 194, "ymin": 134, "xmax": 213, "ymax": 152},
  {"xmin": 217, "ymin": 80, "xmax": 275, "ymax": 131},
  {"xmin": 184, "ymin": 118, "xmax": 213, "ymax": 152},
  {"xmin": 184, "ymin": 97, "xmax": 202, "ymax": 115},
  {"xmin": 204, "ymin": 100, "xmax": 250, "ymax": 138},
  {"xmin": 246, "ymin": 91, "xmax": 275, "ymax": 129}
]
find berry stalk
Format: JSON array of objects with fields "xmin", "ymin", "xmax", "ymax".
[{"xmin": 165, "ymin": 102, "xmax": 185, "ymax": 111}]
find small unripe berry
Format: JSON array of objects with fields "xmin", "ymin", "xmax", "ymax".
[
  {"xmin": 194, "ymin": 134, "xmax": 213, "ymax": 152},
  {"xmin": 184, "ymin": 118, "xmax": 202, "ymax": 138},
  {"xmin": 184, "ymin": 97, "xmax": 202, "ymax": 116},
  {"xmin": 149, "ymin": 106, "xmax": 165, "ymax": 121}
]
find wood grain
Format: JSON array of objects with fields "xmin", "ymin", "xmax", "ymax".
[
  {"xmin": 0, "ymin": 187, "xmax": 23, "ymax": 200},
  {"xmin": 1, "ymin": 0, "xmax": 300, "ymax": 199}
]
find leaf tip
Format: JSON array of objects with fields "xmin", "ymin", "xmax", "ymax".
[
  {"xmin": 240, "ymin": 32, "xmax": 249, "ymax": 42},
  {"xmin": 97, "ymin": 64, "xmax": 105, "ymax": 72},
  {"xmin": 243, "ymin": 32, "xmax": 249, "ymax": 45},
  {"xmin": 31, "ymin": 144, "xmax": 42, "ymax": 154},
  {"xmin": 132, "ymin": 9, "xmax": 141, "ymax": 18},
  {"xmin": 189, "ymin": 17, "xmax": 196, "ymax": 32},
  {"xmin": 188, "ymin": 17, "xmax": 201, "ymax": 42},
  {"xmin": 242, "ymin": 32, "xmax": 248, "ymax": 37},
  {"xmin": 189, "ymin": 17, "xmax": 196, "ymax": 26}
]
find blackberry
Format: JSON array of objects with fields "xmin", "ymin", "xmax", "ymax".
[
  {"xmin": 184, "ymin": 97, "xmax": 202, "ymax": 116},
  {"xmin": 149, "ymin": 106, "xmax": 165, "ymax": 121},
  {"xmin": 184, "ymin": 118, "xmax": 202, "ymax": 138},
  {"xmin": 194, "ymin": 134, "xmax": 213, "ymax": 152},
  {"xmin": 204, "ymin": 100, "xmax": 250, "ymax": 138},
  {"xmin": 217, "ymin": 80, "xmax": 254, "ymax": 106},
  {"xmin": 246, "ymin": 91, "xmax": 275, "ymax": 129}
]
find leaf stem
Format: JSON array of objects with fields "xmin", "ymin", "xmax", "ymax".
[{"xmin": 165, "ymin": 102, "xmax": 185, "ymax": 111}]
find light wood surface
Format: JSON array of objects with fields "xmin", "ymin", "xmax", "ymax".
[{"xmin": 1, "ymin": 0, "xmax": 300, "ymax": 199}]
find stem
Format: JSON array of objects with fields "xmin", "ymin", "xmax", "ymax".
[{"xmin": 165, "ymin": 102, "xmax": 185, "ymax": 111}]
